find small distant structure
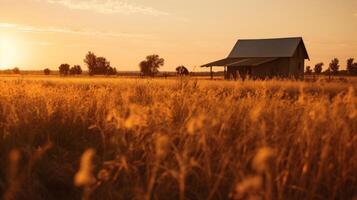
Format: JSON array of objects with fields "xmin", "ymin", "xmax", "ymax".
[{"xmin": 201, "ymin": 37, "xmax": 309, "ymax": 80}]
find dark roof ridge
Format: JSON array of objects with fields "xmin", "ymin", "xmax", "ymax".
[{"xmin": 237, "ymin": 37, "xmax": 303, "ymax": 41}]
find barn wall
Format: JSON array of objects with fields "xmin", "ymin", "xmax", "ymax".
[
  {"xmin": 227, "ymin": 66, "xmax": 252, "ymax": 80},
  {"xmin": 251, "ymin": 58, "xmax": 290, "ymax": 79},
  {"xmin": 227, "ymin": 66, "xmax": 238, "ymax": 79},
  {"xmin": 289, "ymin": 43, "xmax": 305, "ymax": 79},
  {"xmin": 227, "ymin": 58, "xmax": 292, "ymax": 79}
]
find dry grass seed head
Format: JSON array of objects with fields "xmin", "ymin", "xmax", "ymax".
[{"xmin": 74, "ymin": 149, "xmax": 96, "ymax": 187}]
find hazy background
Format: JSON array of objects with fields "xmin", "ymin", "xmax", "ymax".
[{"xmin": 0, "ymin": 0, "xmax": 356, "ymax": 71}]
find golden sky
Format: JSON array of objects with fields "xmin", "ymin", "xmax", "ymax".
[{"xmin": 0, "ymin": 0, "xmax": 356, "ymax": 71}]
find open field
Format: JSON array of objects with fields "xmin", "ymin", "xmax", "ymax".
[{"xmin": 0, "ymin": 76, "xmax": 356, "ymax": 200}]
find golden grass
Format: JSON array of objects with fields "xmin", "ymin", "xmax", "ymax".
[{"xmin": 0, "ymin": 77, "xmax": 356, "ymax": 200}]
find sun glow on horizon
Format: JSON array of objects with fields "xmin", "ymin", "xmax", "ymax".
[{"xmin": 0, "ymin": 35, "xmax": 22, "ymax": 69}]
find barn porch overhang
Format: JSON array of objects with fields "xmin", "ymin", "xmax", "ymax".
[
  {"xmin": 201, "ymin": 57, "xmax": 279, "ymax": 68},
  {"xmin": 200, "ymin": 58, "xmax": 243, "ymax": 67}
]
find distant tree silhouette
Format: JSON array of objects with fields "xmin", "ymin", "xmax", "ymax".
[
  {"xmin": 314, "ymin": 62, "xmax": 323, "ymax": 75},
  {"xmin": 176, "ymin": 66, "xmax": 189, "ymax": 76},
  {"xmin": 84, "ymin": 51, "xmax": 97, "ymax": 75},
  {"xmin": 346, "ymin": 58, "xmax": 357, "ymax": 75},
  {"xmin": 84, "ymin": 52, "xmax": 116, "ymax": 75},
  {"xmin": 59, "ymin": 64, "xmax": 70, "ymax": 76},
  {"xmin": 329, "ymin": 58, "xmax": 340, "ymax": 75},
  {"xmin": 44, "ymin": 68, "xmax": 51, "ymax": 75},
  {"xmin": 75, "ymin": 65, "xmax": 82, "ymax": 75},
  {"xmin": 106, "ymin": 66, "xmax": 117, "ymax": 75},
  {"xmin": 12, "ymin": 67, "xmax": 20, "ymax": 74},
  {"xmin": 347, "ymin": 58, "xmax": 354, "ymax": 74},
  {"xmin": 305, "ymin": 66, "xmax": 312, "ymax": 75},
  {"xmin": 69, "ymin": 65, "xmax": 82, "ymax": 75},
  {"xmin": 69, "ymin": 67, "xmax": 75, "ymax": 75},
  {"xmin": 139, "ymin": 54, "xmax": 164, "ymax": 76},
  {"xmin": 96, "ymin": 57, "xmax": 110, "ymax": 74}
]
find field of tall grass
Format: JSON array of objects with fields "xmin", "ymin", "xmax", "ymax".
[{"xmin": 0, "ymin": 77, "xmax": 356, "ymax": 200}]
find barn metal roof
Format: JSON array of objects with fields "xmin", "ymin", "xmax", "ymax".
[
  {"xmin": 201, "ymin": 57, "xmax": 278, "ymax": 68},
  {"xmin": 201, "ymin": 58, "xmax": 243, "ymax": 67},
  {"xmin": 227, "ymin": 58, "xmax": 279, "ymax": 67},
  {"xmin": 228, "ymin": 37, "xmax": 309, "ymax": 59}
]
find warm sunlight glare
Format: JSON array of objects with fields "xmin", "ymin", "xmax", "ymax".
[{"xmin": 0, "ymin": 35, "xmax": 19, "ymax": 69}]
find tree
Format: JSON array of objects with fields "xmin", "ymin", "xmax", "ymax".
[
  {"xmin": 69, "ymin": 66, "xmax": 75, "ymax": 75},
  {"xmin": 84, "ymin": 51, "xmax": 97, "ymax": 75},
  {"xmin": 69, "ymin": 65, "xmax": 82, "ymax": 75},
  {"xmin": 346, "ymin": 58, "xmax": 357, "ymax": 75},
  {"xmin": 329, "ymin": 58, "xmax": 340, "ymax": 75},
  {"xmin": 59, "ymin": 63, "xmax": 70, "ymax": 76},
  {"xmin": 139, "ymin": 54, "xmax": 164, "ymax": 76},
  {"xmin": 139, "ymin": 61, "xmax": 150, "ymax": 76},
  {"xmin": 176, "ymin": 66, "xmax": 189, "ymax": 76},
  {"xmin": 96, "ymin": 57, "xmax": 110, "ymax": 75},
  {"xmin": 314, "ymin": 62, "xmax": 323, "ymax": 75},
  {"xmin": 347, "ymin": 58, "xmax": 354, "ymax": 75},
  {"xmin": 12, "ymin": 67, "xmax": 20, "ymax": 74},
  {"xmin": 75, "ymin": 65, "xmax": 82, "ymax": 75},
  {"xmin": 44, "ymin": 68, "xmax": 51, "ymax": 75},
  {"xmin": 305, "ymin": 66, "xmax": 312, "ymax": 75},
  {"xmin": 84, "ymin": 52, "xmax": 116, "ymax": 75}
]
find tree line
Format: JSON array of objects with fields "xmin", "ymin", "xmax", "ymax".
[
  {"xmin": 305, "ymin": 58, "xmax": 357, "ymax": 76},
  {"xmin": 42, "ymin": 52, "xmax": 190, "ymax": 76}
]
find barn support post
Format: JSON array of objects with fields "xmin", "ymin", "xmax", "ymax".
[
  {"xmin": 210, "ymin": 66, "xmax": 213, "ymax": 80},
  {"xmin": 224, "ymin": 66, "xmax": 227, "ymax": 80}
]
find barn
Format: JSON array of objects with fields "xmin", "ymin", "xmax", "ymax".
[{"xmin": 201, "ymin": 37, "xmax": 309, "ymax": 80}]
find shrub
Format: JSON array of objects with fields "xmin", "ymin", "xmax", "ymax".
[
  {"xmin": 12, "ymin": 67, "xmax": 20, "ymax": 74},
  {"xmin": 176, "ymin": 66, "xmax": 189, "ymax": 76},
  {"xmin": 44, "ymin": 68, "xmax": 51, "ymax": 75}
]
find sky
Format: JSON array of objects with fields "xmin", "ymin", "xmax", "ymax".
[{"xmin": 0, "ymin": 0, "xmax": 356, "ymax": 71}]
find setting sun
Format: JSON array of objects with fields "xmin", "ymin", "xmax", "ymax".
[{"xmin": 0, "ymin": 35, "xmax": 20, "ymax": 69}]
